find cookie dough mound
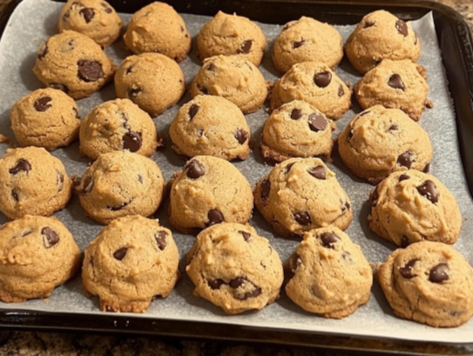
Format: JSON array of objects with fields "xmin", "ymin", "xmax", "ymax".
[
  {"xmin": 272, "ymin": 16, "xmax": 343, "ymax": 73},
  {"xmin": 80, "ymin": 98, "xmax": 161, "ymax": 160},
  {"xmin": 261, "ymin": 100, "xmax": 336, "ymax": 164},
  {"xmin": 254, "ymin": 158, "xmax": 352, "ymax": 238},
  {"xmin": 285, "ymin": 227, "xmax": 372, "ymax": 318},
  {"xmin": 115, "ymin": 53, "xmax": 185, "ymax": 117},
  {"xmin": 76, "ymin": 150, "xmax": 166, "ymax": 224},
  {"xmin": 0, "ymin": 215, "xmax": 81, "ymax": 303},
  {"xmin": 339, "ymin": 106, "xmax": 432, "ymax": 184},
  {"xmin": 368, "ymin": 170, "xmax": 462, "ymax": 247},
  {"xmin": 168, "ymin": 156, "xmax": 253, "ymax": 234},
  {"xmin": 58, "ymin": 0, "xmax": 123, "ymax": 47},
  {"xmin": 0, "ymin": 147, "xmax": 73, "ymax": 220},
  {"xmin": 354, "ymin": 59, "xmax": 430, "ymax": 121},
  {"xmin": 186, "ymin": 223, "xmax": 283, "ymax": 314},
  {"xmin": 190, "ymin": 55, "xmax": 268, "ymax": 114},
  {"xmin": 270, "ymin": 62, "xmax": 352, "ymax": 120},
  {"xmin": 82, "ymin": 215, "xmax": 180, "ymax": 313},
  {"xmin": 11, "ymin": 88, "xmax": 81, "ymax": 151},
  {"xmin": 33, "ymin": 30, "xmax": 116, "ymax": 99},
  {"xmin": 169, "ymin": 95, "xmax": 251, "ymax": 161},
  {"xmin": 377, "ymin": 241, "xmax": 473, "ymax": 327},
  {"xmin": 345, "ymin": 10, "xmax": 421, "ymax": 74},
  {"xmin": 123, "ymin": 1, "xmax": 191, "ymax": 62},
  {"xmin": 196, "ymin": 11, "xmax": 267, "ymax": 66}
]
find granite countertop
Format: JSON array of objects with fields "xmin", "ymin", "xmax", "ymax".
[{"xmin": 0, "ymin": 0, "xmax": 472, "ymax": 355}]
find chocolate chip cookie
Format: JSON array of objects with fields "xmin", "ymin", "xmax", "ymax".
[
  {"xmin": 272, "ymin": 16, "xmax": 343, "ymax": 73},
  {"xmin": 354, "ymin": 59, "xmax": 431, "ymax": 121},
  {"xmin": 82, "ymin": 215, "xmax": 180, "ymax": 313},
  {"xmin": 189, "ymin": 55, "xmax": 268, "ymax": 114},
  {"xmin": 285, "ymin": 227, "xmax": 372, "ymax": 318},
  {"xmin": 338, "ymin": 105, "xmax": 433, "ymax": 184},
  {"xmin": 76, "ymin": 150, "xmax": 166, "ymax": 224},
  {"xmin": 261, "ymin": 99, "xmax": 336, "ymax": 164},
  {"xmin": 10, "ymin": 88, "xmax": 81, "ymax": 151},
  {"xmin": 270, "ymin": 62, "xmax": 352, "ymax": 120},
  {"xmin": 377, "ymin": 241, "xmax": 473, "ymax": 327},
  {"xmin": 114, "ymin": 53, "xmax": 185, "ymax": 117},
  {"xmin": 58, "ymin": 0, "xmax": 123, "ymax": 47},
  {"xmin": 196, "ymin": 11, "xmax": 267, "ymax": 66},
  {"xmin": 168, "ymin": 156, "xmax": 254, "ymax": 234},
  {"xmin": 33, "ymin": 30, "xmax": 116, "ymax": 99},
  {"xmin": 254, "ymin": 158, "xmax": 352, "ymax": 238},
  {"xmin": 0, "ymin": 215, "xmax": 81, "ymax": 303},
  {"xmin": 368, "ymin": 170, "xmax": 462, "ymax": 247},
  {"xmin": 345, "ymin": 10, "xmax": 421, "ymax": 74},
  {"xmin": 169, "ymin": 95, "xmax": 251, "ymax": 161},
  {"xmin": 186, "ymin": 222, "xmax": 284, "ymax": 314},
  {"xmin": 80, "ymin": 98, "xmax": 162, "ymax": 160},
  {"xmin": 123, "ymin": 1, "xmax": 191, "ymax": 62},
  {"xmin": 0, "ymin": 147, "xmax": 73, "ymax": 220}
]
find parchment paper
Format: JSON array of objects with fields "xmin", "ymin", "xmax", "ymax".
[{"xmin": 0, "ymin": 0, "xmax": 472, "ymax": 344}]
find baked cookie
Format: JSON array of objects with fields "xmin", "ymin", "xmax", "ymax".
[
  {"xmin": 285, "ymin": 227, "xmax": 372, "ymax": 318},
  {"xmin": 169, "ymin": 95, "xmax": 251, "ymax": 161},
  {"xmin": 338, "ymin": 105, "xmax": 433, "ymax": 184},
  {"xmin": 186, "ymin": 223, "xmax": 283, "ymax": 314},
  {"xmin": 270, "ymin": 62, "xmax": 352, "ymax": 120},
  {"xmin": 58, "ymin": 0, "xmax": 123, "ymax": 47},
  {"xmin": 168, "ymin": 156, "xmax": 253, "ymax": 234},
  {"xmin": 377, "ymin": 241, "xmax": 473, "ymax": 327},
  {"xmin": 354, "ymin": 59, "xmax": 431, "ymax": 121},
  {"xmin": 189, "ymin": 55, "xmax": 268, "ymax": 114},
  {"xmin": 123, "ymin": 1, "xmax": 191, "ymax": 62},
  {"xmin": 261, "ymin": 100, "xmax": 336, "ymax": 164},
  {"xmin": 82, "ymin": 215, "xmax": 180, "ymax": 313},
  {"xmin": 76, "ymin": 150, "xmax": 166, "ymax": 224},
  {"xmin": 80, "ymin": 98, "xmax": 162, "ymax": 160},
  {"xmin": 369, "ymin": 170, "xmax": 462, "ymax": 247},
  {"xmin": 254, "ymin": 158, "xmax": 352, "ymax": 238},
  {"xmin": 196, "ymin": 11, "xmax": 267, "ymax": 66},
  {"xmin": 272, "ymin": 17, "xmax": 343, "ymax": 73},
  {"xmin": 0, "ymin": 147, "xmax": 73, "ymax": 220},
  {"xmin": 33, "ymin": 30, "xmax": 116, "ymax": 99},
  {"xmin": 115, "ymin": 53, "xmax": 185, "ymax": 117},
  {"xmin": 345, "ymin": 10, "xmax": 421, "ymax": 74},
  {"xmin": 10, "ymin": 88, "xmax": 81, "ymax": 151},
  {"xmin": 0, "ymin": 215, "xmax": 81, "ymax": 303}
]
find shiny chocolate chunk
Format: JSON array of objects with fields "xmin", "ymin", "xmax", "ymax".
[
  {"xmin": 186, "ymin": 160, "xmax": 205, "ymax": 179},
  {"xmin": 113, "ymin": 247, "xmax": 128, "ymax": 261},
  {"xmin": 260, "ymin": 179, "xmax": 271, "ymax": 201},
  {"xmin": 388, "ymin": 74, "xmax": 405, "ymax": 90},
  {"xmin": 417, "ymin": 180, "xmax": 439, "ymax": 204},
  {"xmin": 307, "ymin": 166, "xmax": 326, "ymax": 180},
  {"xmin": 79, "ymin": 7, "xmax": 95, "ymax": 23},
  {"xmin": 294, "ymin": 211, "xmax": 311, "ymax": 225},
  {"xmin": 399, "ymin": 259, "xmax": 418, "ymax": 278},
  {"xmin": 239, "ymin": 230, "xmax": 251, "ymax": 242},
  {"xmin": 308, "ymin": 113, "xmax": 327, "ymax": 132},
  {"xmin": 206, "ymin": 209, "xmax": 224, "ymax": 226},
  {"xmin": 77, "ymin": 60, "xmax": 103, "ymax": 82},
  {"xmin": 290, "ymin": 108, "xmax": 303, "ymax": 120},
  {"xmin": 399, "ymin": 174, "xmax": 410, "ymax": 182},
  {"xmin": 229, "ymin": 276, "xmax": 245, "ymax": 289},
  {"xmin": 34, "ymin": 96, "xmax": 52, "ymax": 112},
  {"xmin": 423, "ymin": 163, "xmax": 430, "ymax": 173},
  {"xmin": 338, "ymin": 85, "xmax": 344, "ymax": 97},
  {"xmin": 188, "ymin": 104, "xmax": 200, "ymax": 121},
  {"xmin": 42, "ymin": 227, "xmax": 60, "ymax": 248},
  {"xmin": 320, "ymin": 232, "xmax": 340, "ymax": 249},
  {"xmin": 208, "ymin": 278, "xmax": 225, "ymax": 289},
  {"xmin": 155, "ymin": 231, "xmax": 167, "ymax": 250},
  {"xmin": 293, "ymin": 39, "xmax": 305, "ymax": 49},
  {"xmin": 397, "ymin": 151, "xmax": 412, "ymax": 168},
  {"xmin": 395, "ymin": 19, "xmax": 408, "ymax": 36},
  {"xmin": 240, "ymin": 287, "xmax": 262, "ymax": 300},
  {"xmin": 9, "ymin": 159, "xmax": 31, "ymax": 175},
  {"xmin": 123, "ymin": 131, "xmax": 142, "ymax": 152},
  {"xmin": 234, "ymin": 129, "xmax": 248, "ymax": 144},
  {"xmin": 50, "ymin": 83, "xmax": 68, "ymax": 93},
  {"xmin": 429, "ymin": 263, "xmax": 449, "ymax": 283},
  {"xmin": 314, "ymin": 71, "xmax": 332, "ymax": 88},
  {"xmin": 238, "ymin": 40, "xmax": 253, "ymax": 54}
]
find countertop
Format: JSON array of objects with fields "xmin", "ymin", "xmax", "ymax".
[{"xmin": 0, "ymin": 0, "xmax": 472, "ymax": 355}]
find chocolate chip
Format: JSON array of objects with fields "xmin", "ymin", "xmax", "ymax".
[
  {"xmin": 285, "ymin": 162, "xmax": 295, "ymax": 173},
  {"xmin": 155, "ymin": 231, "xmax": 167, "ymax": 250},
  {"xmin": 206, "ymin": 63, "xmax": 216, "ymax": 72},
  {"xmin": 188, "ymin": 104, "xmax": 200, "ymax": 121},
  {"xmin": 308, "ymin": 113, "xmax": 327, "ymax": 132},
  {"xmin": 186, "ymin": 160, "xmax": 205, "ymax": 179},
  {"xmin": 79, "ymin": 7, "xmax": 95, "ymax": 23},
  {"xmin": 125, "ymin": 65, "xmax": 134, "ymax": 75},
  {"xmin": 307, "ymin": 166, "xmax": 326, "ymax": 180},
  {"xmin": 401, "ymin": 235, "xmax": 409, "ymax": 247},
  {"xmin": 41, "ymin": 227, "xmax": 60, "ymax": 248},
  {"xmin": 417, "ymin": 180, "xmax": 439, "ymax": 204},
  {"xmin": 320, "ymin": 232, "xmax": 340, "ymax": 249},
  {"xmin": 314, "ymin": 71, "xmax": 332, "ymax": 88},
  {"xmin": 388, "ymin": 74, "xmax": 405, "ymax": 90},
  {"xmin": 290, "ymin": 108, "xmax": 303, "ymax": 120},
  {"xmin": 77, "ymin": 60, "xmax": 103, "ymax": 82},
  {"xmin": 9, "ymin": 159, "xmax": 31, "ymax": 175},
  {"xmin": 397, "ymin": 151, "xmax": 412, "ymax": 168},
  {"xmin": 208, "ymin": 278, "xmax": 225, "ymax": 289},
  {"xmin": 294, "ymin": 212, "xmax": 311, "ymax": 225},
  {"xmin": 293, "ymin": 39, "xmax": 305, "ymax": 49},
  {"xmin": 239, "ymin": 230, "xmax": 251, "ymax": 242},
  {"xmin": 260, "ymin": 179, "xmax": 270, "ymax": 201},
  {"xmin": 396, "ymin": 19, "xmax": 408, "ymax": 36},
  {"xmin": 50, "ymin": 83, "xmax": 68, "ymax": 93},
  {"xmin": 238, "ymin": 40, "xmax": 252, "ymax": 54},
  {"xmin": 107, "ymin": 201, "xmax": 129, "ymax": 211},
  {"xmin": 11, "ymin": 190, "xmax": 18, "ymax": 202},
  {"xmin": 399, "ymin": 174, "xmax": 410, "ymax": 182},
  {"xmin": 137, "ymin": 174, "xmax": 143, "ymax": 184},
  {"xmin": 364, "ymin": 20, "xmax": 375, "ymax": 28},
  {"xmin": 389, "ymin": 124, "xmax": 399, "ymax": 131},
  {"xmin": 234, "ymin": 129, "xmax": 248, "ymax": 144},
  {"xmin": 423, "ymin": 163, "xmax": 430, "ymax": 173},
  {"xmin": 81, "ymin": 175, "xmax": 94, "ymax": 195},
  {"xmin": 229, "ymin": 277, "xmax": 245, "ymax": 288},
  {"xmin": 37, "ymin": 44, "xmax": 48, "ymax": 60},
  {"xmin": 102, "ymin": 2, "xmax": 112, "ymax": 13},
  {"xmin": 122, "ymin": 131, "xmax": 142, "ymax": 152},
  {"xmin": 429, "ymin": 263, "xmax": 449, "ymax": 283},
  {"xmin": 241, "ymin": 287, "xmax": 261, "ymax": 300},
  {"xmin": 342, "ymin": 201, "xmax": 350, "ymax": 212},
  {"xmin": 128, "ymin": 87, "xmax": 142, "ymax": 98},
  {"xmin": 399, "ymin": 259, "xmax": 418, "ymax": 278},
  {"xmin": 206, "ymin": 209, "xmax": 224, "ymax": 227},
  {"xmin": 338, "ymin": 85, "xmax": 344, "ymax": 97},
  {"xmin": 197, "ymin": 85, "xmax": 208, "ymax": 95},
  {"xmin": 113, "ymin": 247, "xmax": 128, "ymax": 261}
]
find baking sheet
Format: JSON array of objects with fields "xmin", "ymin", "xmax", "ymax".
[{"xmin": 0, "ymin": 0, "xmax": 472, "ymax": 344}]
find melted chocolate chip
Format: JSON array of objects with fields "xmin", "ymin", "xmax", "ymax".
[
  {"xmin": 307, "ymin": 166, "xmax": 326, "ymax": 180},
  {"xmin": 293, "ymin": 39, "xmax": 305, "ymax": 49},
  {"xmin": 429, "ymin": 263, "xmax": 449, "ymax": 283},
  {"xmin": 308, "ymin": 113, "xmax": 327, "ymax": 132},
  {"xmin": 206, "ymin": 209, "xmax": 224, "ymax": 226},
  {"xmin": 155, "ymin": 231, "xmax": 167, "ymax": 250},
  {"xmin": 113, "ymin": 247, "xmax": 128, "ymax": 261},
  {"xmin": 77, "ymin": 60, "xmax": 103, "ymax": 82},
  {"xmin": 238, "ymin": 40, "xmax": 252, "ymax": 54},
  {"xmin": 188, "ymin": 104, "xmax": 199, "ymax": 121},
  {"xmin": 9, "ymin": 159, "xmax": 31, "ymax": 175},
  {"xmin": 294, "ymin": 212, "xmax": 311, "ymax": 225},
  {"xmin": 42, "ymin": 227, "xmax": 60, "ymax": 248},
  {"xmin": 79, "ymin": 7, "xmax": 95, "ymax": 23},
  {"xmin": 37, "ymin": 44, "xmax": 48, "ymax": 60},
  {"xmin": 388, "ymin": 74, "xmax": 405, "ymax": 90},
  {"xmin": 320, "ymin": 232, "xmax": 340, "ymax": 249},
  {"xmin": 234, "ymin": 129, "xmax": 248, "ymax": 144},
  {"xmin": 423, "ymin": 163, "xmax": 430, "ymax": 173},
  {"xmin": 399, "ymin": 259, "xmax": 418, "ymax": 278},
  {"xmin": 397, "ymin": 151, "xmax": 412, "ymax": 168},
  {"xmin": 50, "ymin": 83, "xmax": 68, "ymax": 93},
  {"xmin": 399, "ymin": 174, "xmax": 410, "ymax": 182},
  {"xmin": 107, "ymin": 201, "xmax": 129, "ymax": 211},
  {"xmin": 128, "ymin": 87, "xmax": 142, "ymax": 98},
  {"xmin": 186, "ymin": 160, "xmax": 205, "ymax": 179},
  {"xmin": 241, "ymin": 287, "xmax": 261, "ymax": 300},
  {"xmin": 229, "ymin": 277, "xmax": 245, "ymax": 288},
  {"xmin": 396, "ymin": 19, "xmax": 408, "ymax": 36},
  {"xmin": 239, "ymin": 230, "xmax": 251, "ymax": 242},
  {"xmin": 314, "ymin": 71, "xmax": 332, "ymax": 88},
  {"xmin": 11, "ymin": 190, "xmax": 18, "ymax": 202},
  {"xmin": 338, "ymin": 85, "xmax": 344, "ymax": 97},
  {"xmin": 285, "ymin": 162, "xmax": 295, "ymax": 173},
  {"xmin": 417, "ymin": 180, "xmax": 439, "ymax": 203},
  {"xmin": 208, "ymin": 278, "xmax": 225, "ymax": 289},
  {"xmin": 260, "ymin": 179, "xmax": 271, "ymax": 201},
  {"xmin": 290, "ymin": 108, "xmax": 303, "ymax": 120},
  {"xmin": 123, "ymin": 131, "xmax": 142, "ymax": 152}
]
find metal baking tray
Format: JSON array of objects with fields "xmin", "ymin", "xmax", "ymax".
[{"xmin": 0, "ymin": 0, "xmax": 473, "ymax": 354}]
